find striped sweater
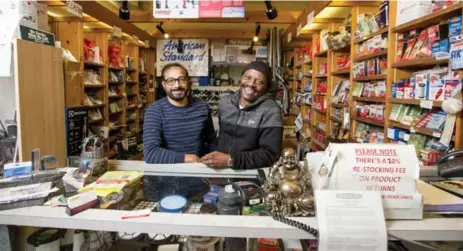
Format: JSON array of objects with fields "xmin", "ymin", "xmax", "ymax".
[{"xmin": 143, "ymin": 96, "xmax": 217, "ymax": 200}]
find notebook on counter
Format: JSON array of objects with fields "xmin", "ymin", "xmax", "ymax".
[{"xmin": 419, "ymin": 180, "xmax": 463, "ymax": 213}]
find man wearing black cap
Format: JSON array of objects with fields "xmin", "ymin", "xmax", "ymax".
[{"xmin": 200, "ymin": 61, "xmax": 283, "ymax": 169}]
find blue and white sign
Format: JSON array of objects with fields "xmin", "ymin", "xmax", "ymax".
[{"xmin": 156, "ymin": 39, "xmax": 209, "ymax": 76}]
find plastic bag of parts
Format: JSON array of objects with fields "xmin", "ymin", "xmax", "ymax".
[{"xmin": 78, "ymin": 137, "xmax": 108, "ymax": 186}]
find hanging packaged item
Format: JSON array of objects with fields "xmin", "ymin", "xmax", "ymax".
[
  {"xmin": 450, "ymin": 34, "xmax": 463, "ymax": 70},
  {"xmin": 78, "ymin": 137, "xmax": 108, "ymax": 186}
]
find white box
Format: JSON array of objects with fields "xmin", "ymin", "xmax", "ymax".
[{"xmin": 396, "ymin": 0, "xmax": 432, "ymax": 26}]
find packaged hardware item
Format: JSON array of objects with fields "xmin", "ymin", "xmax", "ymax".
[
  {"xmin": 427, "ymin": 74, "xmax": 445, "ymax": 101},
  {"xmin": 402, "ymin": 38, "xmax": 417, "ymax": 60},
  {"xmin": 431, "ymin": 39, "xmax": 449, "ymax": 58},
  {"xmin": 414, "ymin": 74, "xmax": 428, "ymax": 99},
  {"xmin": 449, "ymin": 16, "xmax": 462, "ymax": 37},
  {"xmin": 409, "ymin": 30, "xmax": 428, "ymax": 59},
  {"xmin": 450, "ymin": 35, "xmax": 463, "ymax": 70},
  {"xmin": 444, "ymin": 79, "xmax": 459, "ymax": 100}
]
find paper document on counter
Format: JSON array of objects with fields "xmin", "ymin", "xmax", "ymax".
[{"xmin": 316, "ymin": 190, "xmax": 387, "ymax": 251}]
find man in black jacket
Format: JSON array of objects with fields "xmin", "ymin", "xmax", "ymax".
[{"xmin": 200, "ymin": 61, "xmax": 283, "ymax": 169}]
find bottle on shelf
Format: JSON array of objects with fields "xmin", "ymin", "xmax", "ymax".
[{"xmin": 209, "ymin": 66, "xmax": 215, "ymax": 86}]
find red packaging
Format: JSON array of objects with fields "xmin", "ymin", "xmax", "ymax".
[
  {"xmin": 444, "ymin": 79, "xmax": 458, "ymax": 100},
  {"xmin": 396, "ymin": 41, "xmax": 405, "ymax": 61}
]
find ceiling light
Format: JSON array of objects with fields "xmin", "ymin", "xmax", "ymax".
[
  {"xmin": 157, "ymin": 22, "xmax": 170, "ymax": 39},
  {"xmin": 253, "ymin": 23, "xmax": 261, "ymax": 42},
  {"xmin": 119, "ymin": 0, "xmax": 130, "ymax": 20},
  {"xmin": 264, "ymin": 1, "xmax": 278, "ymax": 20}
]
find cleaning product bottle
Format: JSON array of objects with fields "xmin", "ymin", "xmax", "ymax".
[{"xmin": 217, "ymin": 185, "xmax": 245, "ymax": 251}]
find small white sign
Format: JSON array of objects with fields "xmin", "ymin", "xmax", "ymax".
[
  {"xmin": 145, "ymin": 40, "xmax": 150, "ymax": 48},
  {"xmin": 307, "ymin": 11, "xmax": 315, "ymax": 26},
  {"xmin": 432, "ymin": 131, "xmax": 442, "ymax": 138},
  {"xmin": 287, "ymin": 32, "xmax": 292, "ymax": 43},
  {"xmin": 113, "ymin": 26, "xmax": 122, "ymax": 38},
  {"xmin": 316, "ymin": 190, "xmax": 388, "ymax": 251},
  {"xmin": 66, "ymin": 0, "xmax": 82, "ymax": 18},
  {"xmin": 296, "ymin": 23, "xmax": 302, "ymax": 36},
  {"xmin": 420, "ymin": 100, "xmax": 433, "ymax": 109},
  {"xmin": 132, "ymin": 35, "xmax": 139, "ymax": 44}
]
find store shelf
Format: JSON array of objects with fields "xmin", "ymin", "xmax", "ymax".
[
  {"xmin": 392, "ymin": 3, "xmax": 463, "ymax": 33},
  {"xmin": 126, "ymin": 68, "xmax": 137, "ymax": 73},
  {"xmin": 109, "ymin": 81, "xmax": 124, "ymax": 85},
  {"xmin": 353, "ymin": 116, "xmax": 384, "ymax": 127},
  {"xmin": 354, "ymin": 27, "xmax": 389, "ymax": 44},
  {"xmin": 295, "ymin": 64, "xmax": 302, "ymax": 69},
  {"xmin": 109, "ymin": 126, "xmax": 124, "ymax": 132},
  {"xmin": 331, "ymin": 103, "xmax": 348, "ymax": 108},
  {"xmin": 312, "ymin": 124, "xmax": 326, "ymax": 133},
  {"xmin": 353, "ymin": 75, "xmax": 387, "ymax": 81},
  {"xmin": 84, "ymin": 84, "xmax": 105, "ymax": 88},
  {"xmin": 88, "ymin": 118, "xmax": 104, "ymax": 125},
  {"xmin": 388, "ymin": 98, "xmax": 443, "ymax": 107},
  {"xmin": 392, "ymin": 58, "xmax": 449, "ymax": 69},
  {"xmin": 127, "ymin": 93, "xmax": 137, "ymax": 97},
  {"xmin": 108, "ymin": 151, "xmax": 118, "ymax": 159},
  {"xmin": 331, "ymin": 46, "xmax": 350, "ymax": 53},
  {"xmin": 84, "ymin": 61, "xmax": 104, "ymax": 68},
  {"xmin": 353, "ymin": 96, "xmax": 386, "ymax": 103},
  {"xmin": 315, "ymin": 74, "xmax": 327, "ymax": 78},
  {"xmin": 88, "ymin": 104, "xmax": 106, "ymax": 108},
  {"xmin": 127, "ymin": 118, "xmax": 136, "ymax": 123},
  {"xmin": 330, "ymin": 116, "xmax": 343, "ymax": 124},
  {"xmin": 126, "ymin": 81, "xmax": 137, "ymax": 85},
  {"xmin": 314, "ymin": 93, "xmax": 327, "ymax": 96},
  {"xmin": 331, "ymin": 68, "xmax": 350, "ymax": 76},
  {"xmin": 389, "ymin": 121, "xmax": 454, "ymax": 141},
  {"xmin": 353, "ymin": 50, "xmax": 387, "ymax": 62},
  {"xmin": 315, "ymin": 50, "xmax": 328, "ymax": 57},
  {"xmin": 126, "ymin": 106, "xmax": 137, "ymax": 111},
  {"xmin": 109, "ymin": 66, "xmax": 124, "ymax": 70},
  {"xmin": 304, "ymin": 60, "xmax": 312, "ymax": 65},
  {"xmin": 110, "ymin": 111, "xmax": 123, "ymax": 116},
  {"xmin": 109, "ymin": 95, "xmax": 123, "ymax": 100},
  {"xmin": 313, "ymin": 108, "xmax": 326, "ymax": 114}
]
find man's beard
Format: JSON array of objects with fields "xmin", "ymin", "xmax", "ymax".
[{"xmin": 166, "ymin": 87, "xmax": 189, "ymax": 101}]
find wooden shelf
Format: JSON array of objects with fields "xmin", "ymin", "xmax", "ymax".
[
  {"xmin": 331, "ymin": 46, "xmax": 350, "ymax": 53},
  {"xmin": 126, "ymin": 81, "xmax": 137, "ymax": 85},
  {"xmin": 84, "ymin": 61, "xmax": 104, "ymax": 68},
  {"xmin": 109, "ymin": 66, "xmax": 124, "ymax": 70},
  {"xmin": 353, "ymin": 96, "xmax": 386, "ymax": 103},
  {"xmin": 315, "ymin": 74, "xmax": 327, "ymax": 78},
  {"xmin": 331, "ymin": 103, "xmax": 348, "ymax": 108},
  {"xmin": 109, "ymin": 126, "xmax": 124, "ymax": 132},
  {"xmin": 109, "ymin": 111, "xmax": 123, "ymax": 116},
  {"xmin": 315, "ymin": 50, "xmax": 328, "ymax": 57},
  {"xmin": 392, "ymin": 3, "xmax": 463, "ymax": 33},
  {"xmin": 108, "ymin": 151, "xmax": 118, "ymax": 159},
  {"xmin": 388, "ymin": 98, "xmax": 443, "ymax": 107},
  {"xmin": 126, "ymin": 68, "xmax": 137, "ymax": 73},
  {"xmin": 353, "ymin": 75, "xmax": 387, "ymax": 81},
  {"xmin": 127, "ymin": 93, "xmax": 137, "ymax": 97},
  {"xmin": 353, "ymin": 116, "xmax": 384, "ymax": 127},
  {"xmin": 353, "ymin": 50, "xmax": 387, "ymax": 62},
  {"xmin": 109, "ymin": 81, "xmax": 124, "ymax": 85},
  {"xmin": 127, "ymin": 118, "xmax": 136, "ymax": 123},
  {"xmin": 304, "ymin": 61, "xmax": 312, "ymax": 65},
  {"xmin": 330, "ymin": 116, "xmax": 343, "ymax": 124},
  {"xmin": 314, "ymin": 108, "xmax": 326, "ymax": 114},
  {"xmin": 295, "ymin": 64, "xmax": 302, "ymax": 69},
  {"xmin": 392, "ymin": 58, "xmax": 449, "ymax": 69},
  {"xmin": 331, "ymin": 68, "xmax": 350, "ymax": 76},
  {"xmin": 126, "ymin": 106, "xmax": 137, "ymax": 110},
  {"xmin": 88, "ymin": 104, "xmax": 106, "ymax": 108},
  {"xmin": 109, "ymin": 95, "xmax": 123, "ymax": 99},
  {"xmin": 88, "ymin": 118, "xmax": 104, "ymax": 125},
  {"xmin": 389, "ymin": 121, "xmax": 454, "ymax": 141},
  {"xmin": 84, "ymin": 84, "xmax": 105, "ymax": 88},
  {"xmin": 354, "ymin": 27, "xmax": 389, "ymax": 44}
]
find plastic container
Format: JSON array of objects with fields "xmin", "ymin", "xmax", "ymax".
[
  {"xmin": 217, "ymin": 185, "xmax": 242, "ymax": 215},
  {"xmin": 159, "ymin": 194, "xmax": 188, "ymax": 213}
]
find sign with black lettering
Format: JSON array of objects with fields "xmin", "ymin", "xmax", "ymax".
[
  {"xmin": 66, "ymin": 0, "xmax": 83, "ymax": 18},
  {"xmin": 19, "ymin": 25, "xmax": 55, "ymax": 47},
  {"xmin": 65, "ymin": 107, "xmax": 88, "ymax": 157}
]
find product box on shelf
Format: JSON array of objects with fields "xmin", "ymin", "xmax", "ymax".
[
  {"xmin": 427, "ymin": 74, "xmax": 445, "ymax": 101},
  {"xmin": 449, "ymin": 16, "xmax": 462, "ymax": 38},
  {"xmin": 444, "ymin": 79, "xmax": 459, "ymax": 99},
  {"xmin": 431, "ymin": 39, "xmax": 449, "ymax": 58},
  {"xmin": 396, "ymin": 0, "xmax": 432, "ymax": 26},
  {"xmin": 414, "ymin": 74, "xmax": 428, "ymax": 100}
]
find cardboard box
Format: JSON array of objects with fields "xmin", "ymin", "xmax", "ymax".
[
  {"xmin": 396, "ymin": 0, "xmax": 432, "ymax": 26},
  {"xmin": 427, "ymin": 74, "xmax": 445, "ymax": 101}
]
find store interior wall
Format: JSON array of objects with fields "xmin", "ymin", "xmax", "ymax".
[{"xmin": 0, "ymin": 75, "xmax": 15, "ymax": 126}]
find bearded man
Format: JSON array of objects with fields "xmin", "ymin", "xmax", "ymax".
[{"xmin": 143, "ymin": 63, "xmax": 217, "ymax": 200}]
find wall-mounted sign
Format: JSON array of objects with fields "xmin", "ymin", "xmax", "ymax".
[
  {"xmin": 296, "ymin": 23, "xmax": 302, "ymax": 36},
  {"xmin": 307, "ymin": 11, "xmax": 315, "ymax": 26},
  {"xmin": 287, "ymin": 32, "xmax": 292, "ymax": 43},
  {"xmin": 153, "ymin": 0, "xmax": 245, "ymax": 19},
  {"xmin": 19, "ymin": 25, "xmax": 55, "ymax": 46},
  {"xmin": 66, "ymin": 0, "xmax": 82, "ymax": 18},
  {"xmin": 156, "ymin": 39, "xmax": 209, "ymax": 76},
  {"xmin": 65, "ymin": 107, "xmax": 88, "ymax": 157}
]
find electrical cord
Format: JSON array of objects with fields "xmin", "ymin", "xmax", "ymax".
[{"xmin": 271, "ymin": 213, "xmax": 318, "ymax": 238}]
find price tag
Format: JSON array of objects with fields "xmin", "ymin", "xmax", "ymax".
[
  {"xmin": 307, "ymin": 11, "xmax": 315, "ymax": 26},
  {"xmin": 410, "ymin": 127, "xmax": 416, "ymax": 133},
  {"xmin": 113, "ymin": 26, "xmax": 122, "ymax": 38},
  {"xmin": 66, "ymin": 0, "xmax": 82, "ymax": 18},
  {"xmin": 432, "ymin": 132, "xmax": 442, "ymax": 138},
  {"xmin": 420, "ymin": 100, "xmax": 433, "ymax": 109},
  {"xmin": 287, "ymin": 32, "xmax": 292, "ymax": 43}
]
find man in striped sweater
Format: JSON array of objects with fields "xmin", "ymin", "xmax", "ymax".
[{"xmin": 143, "ymin": 63, "xmax": 217, "ymax": 201}]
